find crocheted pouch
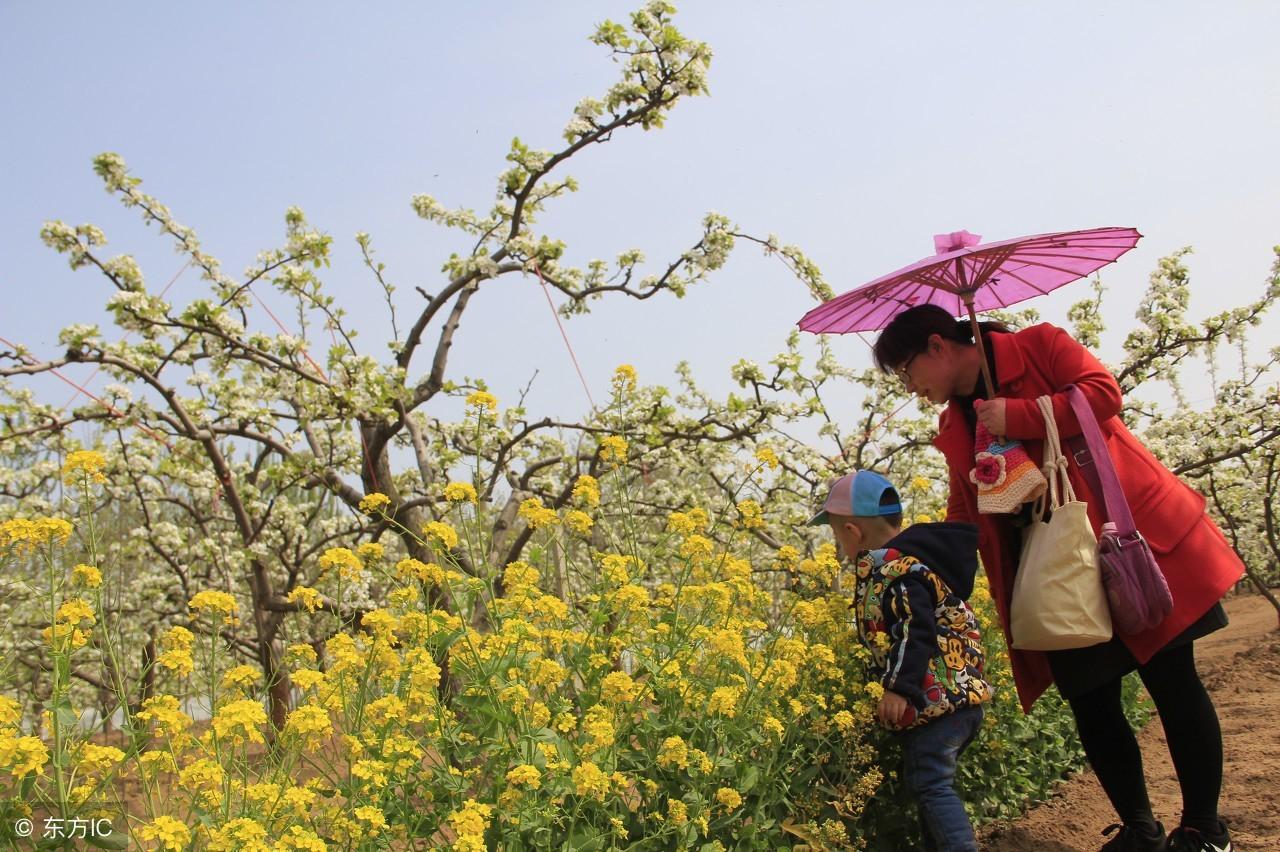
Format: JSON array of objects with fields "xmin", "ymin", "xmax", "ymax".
[{"xmin": 970, "ymin": 421, "xmax": 1047, "ymax": 514}]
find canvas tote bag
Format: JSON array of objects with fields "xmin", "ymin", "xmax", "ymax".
[{"xmin": 1010, "ymin": 395, "xmax": 1113, "ymax": 650}]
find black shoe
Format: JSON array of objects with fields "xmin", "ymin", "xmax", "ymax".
[
  {"xmin": 1100, "ymin": 821, "xmax": 1166, "ymax": 852},
  {"xmin": 1165, "ymin": 821, "xmax": 1232, "ymax": 852}
]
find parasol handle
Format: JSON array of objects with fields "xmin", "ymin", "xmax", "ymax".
[
  {"xmin": 966, "ymin": 307, "xmax": 997, "ymax": 399},
  {"xmin": 957, "ymin": 278, "xmax": 997, "ymax": 400}
]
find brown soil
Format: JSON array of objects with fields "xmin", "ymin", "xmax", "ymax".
[{"xmin": 981, "ymin": 594, "xmax": 1280, "ymax": 851}]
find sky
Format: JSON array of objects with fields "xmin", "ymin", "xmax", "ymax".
[{"xmin": 3, "ymin": 1, "xmax": 1278, "ymax": 444}]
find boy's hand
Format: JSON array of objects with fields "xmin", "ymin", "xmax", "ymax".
[
  {"xmin": 877, "ymin": 690, "xmax": 910, "ymax": 727},
  {"xmin": 974, "ymin": 398, "xmax": 1006, "ymax": 437}
]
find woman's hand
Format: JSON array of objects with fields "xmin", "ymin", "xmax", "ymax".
[
  {"xmin": 974, "ymin": 398, "xmax": 1007, "ymax": 436},
  {"xmin": 877, "ymin": 691, "xmax": 910, "ymax": 727}
]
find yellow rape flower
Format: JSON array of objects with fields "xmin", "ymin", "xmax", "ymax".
[
  {"xmin": 572, "ymin": 474, "xmax": 600, "ymax": 508},
  {"xmin": 736, "ymin": 499, "xmax": 765, "ymax": 530},
  {"xmin": 211, "ymin": 698, "xmax": 267, "ymax": 745},
  {"xmin": 598, "ymin": 435, "xmax": 628, "ymax": 465},
  {"xmin": 161, "ymin": 625, "xmax": 194, "ymax": 650},
  {"xmin": 608, "ymin": 584, "xmax": 649, "ymax": 613},
  {"xmin": 506, "ymin": 763, "xmax": 541, "ymax": 789},
  {"xmin": 355, "ymin": 806, "xmax": 387, "ymax": 835},
  {"xmin": 278, "ymin": 825, "xmax": 328, "ymax": 851},
  {"xmin": 754, "ymin": 445, "xmax": 780, "ymax": 469},
  {"xmin": 287, "ymin": 585, "xmax": 324, "ymax": 613},
  {"xmin": 291, "ymin": 669, "xmax": 325, "ymax": 691},
  {"xmin": 178, "ymin": 758, "xmax": 225, "ymax": 807},
  {"xmin": 285, "ymin": 704, "xmax": 332, "ymax": 747},
  {"xmin": 666, "ymin": 508, "xmax": 708, "ymax": 535},
  {"xmin": 423, "ymin": 521, "xmax": 459, "ymax": 550},
  {"xmin": 0, "ymin": 516, "xmax": 73, "ymax": 553},
  {"xmin": 138, "ymin": 816, "xmax": 190, "ymax": 851},
  {"xmin": 657, "ymin": 736, "xmax": 689, "ymax": 770},
  {"xmin": 2, "ymin": 734, "xmax": 49, "ymax": 778},
  {"xmin": 465, "ymin": 390, "xmax": 498, "ymax": 411},
  {"xmin": 0, "ymin": 696, "xmax": 20, "ymax": 727},
  {"xmin": 71, "ymin": 563, "xmax": 102, "ymax": 588},
  {"xmin": 286, "ymin": 642, "xmax": 317, "ymax": 664},
  {"xmin": 208, "ymin": 818, "xmax": 270, "ymax": 852},
  {"xmin": 55, "ymin": 598, "xmax": 95, "ymax": 627},
  {"xmin": 221, "ymin": 665, "xmax": 260, "ymax": 692},
  {"xmin": 564, "ymin": 509, "xmax": 594, "ymax": 535},
  {"xmin": 155, "ymin": 648, "xmax": 194, "ymax": 678},
  {"xmin": 359, "ymin": 492, "xmax": 391, "ymax": 514},
  {"xmin": 449, "ymin": 799, "xmax": 493, "ymax": 837},
  {"xmin": 443, "ymin": 481, "xmax": 478, "ymax": 503},
  {"xmin": 612, "ymin": 364, "xmax": 638, "ymax": 391},
  {"xmin": 716, "ymin": 787, "xmax": 743, "ymax": 810},
  {"xmin": 396, "ymin": 557, "xmax": 445, "ymax": 584},
  {"xmin": 136, "ymin": 695, "xmax": 191, "ymax": 737},
  {"xmin": 62, "ymin": 450, "xmax": 107, "ymax": 484},
  {"xmin": 708, "ymin": 685, "xmax": 743, "ymax": 718},
  {"xmin": 773, "ymin": 545, "xmax": 800, "ymax": 571},
  {"xmin": 361, "ymin": 609, "xmax": 399, "ymax": 641},
  {"xmin": 600, "ymin": 671, "xmax": 637, "ymax": 705},
  {"xmin": 188, "ymin": 590, "xmax": 238, "ymax": 622},
  {"xmin": 600, "ymin": 554, "xmax": 633, "ymax": 585},
  {"xmin": 679, "ymin": 534, "xmax": 714, "ymax": 563},
  {"xmin": 582, "ymin": 705, "xmax": 615, "ymax": 751},
  {"xmin": 352, "ymin": 758, "xmax": 389, "ymax": 788},
  {"xmin": 518, "ymin": 497, "xmax": 559, "ymax": 529},
  {"xmin": 317, "ymin": 547, "xmax": 364, "ymax": 580},
  {"xmin": 572, "ymin": 761, "xmax": 611, "ymax": 801}
]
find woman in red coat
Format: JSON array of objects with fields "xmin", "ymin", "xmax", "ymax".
[{"xmin": 873, "ymin": 305, "xmax": 1243, "ymax": 852}]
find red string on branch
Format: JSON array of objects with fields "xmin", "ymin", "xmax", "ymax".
[
  {"xmin": 59, "ymin": 260, "xmax": 193, "ymax": 413},
  {"xmin": 534, "ymin": 263, "xmax": 596, "ymax": 412},
  {"xmin": 0, "ymin": 333, "xmax": 173, "ymax": 449}
]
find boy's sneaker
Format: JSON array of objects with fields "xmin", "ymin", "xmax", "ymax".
[
  {"xmin": 1165, "ymin": 821, "xmax": 1232, "ymax": 852},
  {"xmin": 1099, "ymin": 821, "xmax": 1165, "ymax": 852}
]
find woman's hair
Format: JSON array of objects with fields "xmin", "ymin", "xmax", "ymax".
[{"xmin": 872, "ymin": 304, "xmax": 1011, "ymax": 373}]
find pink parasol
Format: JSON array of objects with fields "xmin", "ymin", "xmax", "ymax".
[{"xmin": 797, "ymin": 226, "xmax": 1142, "ymax": 396}]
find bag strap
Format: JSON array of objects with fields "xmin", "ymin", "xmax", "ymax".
[
  {"xmin": 1033, "ymin": 395, "xmax": 1075, "ymax": 517},
  {"xmin": 1064, "ymin": 384, "xmax": 1136, "ymax": 535}
]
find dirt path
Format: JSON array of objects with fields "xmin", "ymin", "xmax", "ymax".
[{"xmin": 981, "ymin": 594, "xmax": 1280, "ymax": 851}]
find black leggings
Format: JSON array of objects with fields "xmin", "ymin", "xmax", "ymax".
[{"xmin": 1066, "ymin": 642, "xmax": 1222, "ymax": 834}]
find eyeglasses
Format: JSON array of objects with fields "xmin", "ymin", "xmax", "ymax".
[{"xmin": 893, "ymin": 350, "xmax": 922, "ymax": 383}]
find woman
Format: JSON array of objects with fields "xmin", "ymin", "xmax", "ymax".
[{"xmin": 873, "ymin": 305, "xmax": 1243, "ymax": 852}]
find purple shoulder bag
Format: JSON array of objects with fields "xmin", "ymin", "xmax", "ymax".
[{"xmin": 1064, "ymin": 385, "xmax": 1174, "ymax": 634}]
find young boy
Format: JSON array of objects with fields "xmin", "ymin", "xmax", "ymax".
[{"xmin": 809, "ymin": 470, "xmax": 992, "ymax": 852}]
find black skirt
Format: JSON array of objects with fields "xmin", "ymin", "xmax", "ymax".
[{"xmin": 1045, "ymin": 602, "xmax": 1229, "ymax": 700}]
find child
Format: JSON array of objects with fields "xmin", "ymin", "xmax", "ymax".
[{"xmin": 809, "ymin": 470, "xmax": 992, "ymax": 852}]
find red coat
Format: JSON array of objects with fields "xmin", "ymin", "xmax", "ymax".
[{"xmin": 935, "ymin": 323, "xmax": 1244, "ymax": 712}]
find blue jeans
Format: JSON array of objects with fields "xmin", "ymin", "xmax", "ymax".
[{"xmin": 901, "ymin": 704, "xmax": 984, "ymax": 852}]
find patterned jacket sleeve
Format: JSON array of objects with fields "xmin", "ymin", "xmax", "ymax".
[{"xmin": 880, "ymin": 574, "xmax": 939, "ymax": 709}]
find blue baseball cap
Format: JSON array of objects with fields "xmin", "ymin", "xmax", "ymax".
[{"xmin": 807, "ymin": 470, "xmax": 902, "ymax": 526}]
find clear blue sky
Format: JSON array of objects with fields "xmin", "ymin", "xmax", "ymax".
[{"xmin": 3, "ymin": 1, "xmax": 1278, "ymax": 433}]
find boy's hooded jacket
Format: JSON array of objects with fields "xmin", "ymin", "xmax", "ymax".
[{"xmin": 855, "ymin": 521, "xmax": 993, "ymax": 730}]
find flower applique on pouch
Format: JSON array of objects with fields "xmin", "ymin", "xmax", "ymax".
[{"xmin": 971, "ymin": 421, "xmax": 1047, "ymax": 514}]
